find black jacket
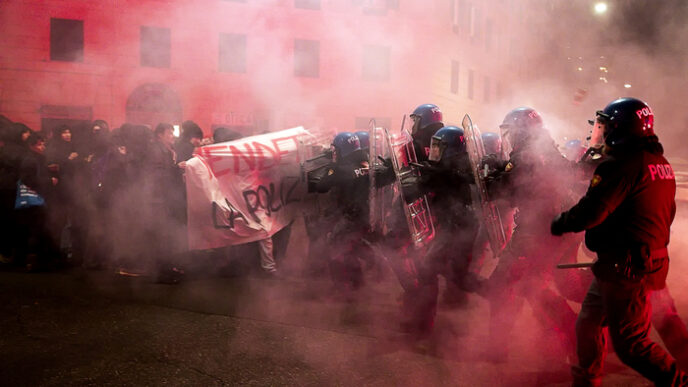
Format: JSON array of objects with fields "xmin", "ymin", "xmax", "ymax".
[
  {"xmin": 174, "ymin": 139, "xmax": 196, "ymax": 163},
  {"xmin": 314, "ymin": 160, "xmax": 370, "ymax": 225},
  {"xmin": 20, "ymin": 150, "xmax": 53, "ymax": 199},
  {"xmin": 556, "ymin": 144, "xmax": 675, "ymax": 254},
  {"xmin": 488, "ymin": 132, "xmax": 572, "ymax": 234},
  {"xmin": 147, "ymin": 140, "xmax": 185, "ymax": 210},
  {"xmin": 402, "ymin": 157, "xmax": 475, "ymax": 229},
  {"xmin": 0, "ymin": 126, "xmax": 27, "ymax": 191}
]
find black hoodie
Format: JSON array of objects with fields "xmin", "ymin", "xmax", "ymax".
[{"xmin": 0, "ymin": 123, "xmax": 29, "ymax": 191}]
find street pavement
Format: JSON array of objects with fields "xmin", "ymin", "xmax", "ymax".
[{"xmin": 0, "ymin": 261, "xmax": 659, "ymax": 386}]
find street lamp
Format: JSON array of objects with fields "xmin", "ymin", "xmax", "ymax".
[{"xmin": 594, "ymin": 2, "xmax": 608, "ymax": 15}]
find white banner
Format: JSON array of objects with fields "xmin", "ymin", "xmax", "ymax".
[{"xmin": 185, "ymin": 127, "xmax": 315, "ymax": 249}]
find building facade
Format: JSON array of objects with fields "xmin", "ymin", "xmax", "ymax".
[{"xmin": 0, "ymin": 0, "xmax": 523, "ymax": 138}]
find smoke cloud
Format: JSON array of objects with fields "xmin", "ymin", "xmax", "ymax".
[{"xmin": 3, "ymin": 0, "xmax": 688, "ymax": 384}]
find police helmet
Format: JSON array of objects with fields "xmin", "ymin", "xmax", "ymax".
[
  {"xmin": 499, "ymin": 107, "xmax": 543, "ymax": 152},
  {"xmin": 331, "ymin": 132, "xmax": 361, "ymax": 162},
  {"xmin": 595, "ymin": 97, "xmax": 654, "ymax": 147},
  {"xmin": 481, "ymin": 132, "xmax": 502, "ymax": 155},
  {"xmin": 500, "ymin": 107, "xmax": 543, "ymax": 133},
  {"xmin": 355, "ymin": 131, "xmax": 370, "ymax": 151},
  {"xmin": 410, "ymin": 104, "xmax": 444, "ymax": 147},
  {"xmin": 429, "ymin": 126, "xmax": 467, "ymax": 163}
]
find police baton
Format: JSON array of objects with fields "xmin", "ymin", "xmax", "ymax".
[{"xmin": 556, "ymin": 262, "xmax": 594, "ymax": 269}]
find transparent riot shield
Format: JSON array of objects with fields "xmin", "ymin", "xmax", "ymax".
[
  {"xmin": 383, "ymin": 116, "xmax": 435, "ymax": 248},
  {"xmin": 368, "ymin": 119, "xmax": 394, "ymax": 234},
  {"xmin": 462, "ymin": 114, "xmax": 507, "ymax": 255}
]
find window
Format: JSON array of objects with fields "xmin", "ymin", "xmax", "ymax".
[
  {"xmin": 362, "ymin": 45, "xmax": 390, "ymax": 81},
  {"xmin": 469, "ymin": 5, "xmax": 479, "ymax": 39},
  {"xmin": 483, "ymin": 76, "xmax": 490, "ymax": 103},
  {"xmin": 50, "ymin": 18, "xmax": 83, "ymax": 62},
  {"xmin": 295, "ymin": 0, "xmax": 320, "ymax": 9},
  {"xmin": 355, "ymin": 116, "xmax": 392, "ymax": 131},
  {"xmin": 352, "ymin": 0, "xmax": 397, "ymax": 13},
  {"xmin": 40, "ymin": 104, "xmax": 92, "ymax": 140},
  {"xmin": 467, "ymin": 69, "xmax": 474, "ymax": 100},
  {"xmin": 451, "ymin": 0, "xmax": 463, "ymax": 33},
  {"xmin": 219, "ymin": 33, "xmax": 246, "ymax": 73},
  {"xmin": 386, "ymin": 0, "xmax": 399, "ymax": 9},
  {"xmin": 450, "ymin": 60, "xmax": 459, "ymax": 94},
  {"xmin": 140, "ymin": 26, "xmax": 171, "ymax": 68},
  {"xmin": 294, "ymin": 39, "xmax": 320, "ymax": 77},
  {"xmin": 485, "ymin": 19, "xmax": 492, "ymax": 51}
]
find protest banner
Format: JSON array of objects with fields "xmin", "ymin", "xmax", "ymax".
[{"xmin": 185, "ymin": 127, "xmax": 316, "ymax": 249}]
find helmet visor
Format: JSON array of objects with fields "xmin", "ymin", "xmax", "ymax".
[
  {"xmin": 428, "ymin": 137, "xmax": 444, "ymax": 162},
  {"xmin": 588, "ymin": 110, "xmax": 610, "ymax": 147},
  {"xmin": 410, "ymin": 114, "xmax": 421, "ymax": 136},
  {"xmin": 499, "ymin": 124, "xmax": 514, "ymax": 159},
  {"xmin": 330, "ymin": 144, "xmax": 337, "ymax": 163}
]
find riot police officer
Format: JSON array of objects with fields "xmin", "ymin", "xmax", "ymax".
[
  {"xmin": 409, "ymin": 104, "xmax": 444, "ymax": 161},
  {"xmin": 479, "ymin": 131, "xmax": 505, "ymax": 171},
  {"xmin": 483, "ymin": 107, "xmax": 578, "ymax": 361},
  {"xmin": 551, "ymin": 98, "xmax": 688, "ymax": 386},
  {"xmin": 312, "ymin": 132, "xmax": 376, "ymax": 296},
  {"xmin": 399, "ymin": 125, "xmax": 480, "ymax": 336}
]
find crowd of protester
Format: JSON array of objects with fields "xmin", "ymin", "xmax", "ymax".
[{"xmin": 0, "ymin": 115, "xmax": 255, "ymax": 283}]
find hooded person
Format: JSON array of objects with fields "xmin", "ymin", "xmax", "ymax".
[
  {"xmin": 17, "ymin": 132, "xmax": 58, "ymax": 269},
  {"xmin": 0, "ymin": 121, "xmax": 30, "ymax": 261},
  {"xmin": 79, "ymin": 119, "xmax": 111, "ymax": 163},
  {"xmin": 144, "ymin": 123, "xmax": 186, "ymax": 283},
  {"xmin": 0, "ymin": 122, "xmax": 30, "ymax": 199},
  {"xmin": 45, "ymin": 124, "xmax": 88, "ymax": 263},
  {"xmin": 46, "ymin": 125, "xmax": 80, "ymax": 195},
  {"xmin": 175, "ymin": 120, "xmax": 203, "ymax": 162}
]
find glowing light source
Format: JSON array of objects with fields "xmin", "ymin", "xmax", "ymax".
[
  {"xmin": 594, "ymin": 2, "xmax": 608, "ymax": 14},
  {"xmin": 599, "ymin": 66, "xmax": 608, "ymax": 72},
  {"xmin": 624, "ymin": 83, "xmax": 632, "ymax": 88},
  {"xmin": 173, "ymin": 125, "xmax": 180, "ymax": 137},
  {"xmin": 577, "ymin": 67, "xmax": 583, "ymax": 71},
  {"xmin": 599, "ymin": 77, "xmax": 608, "ymax": 83}
]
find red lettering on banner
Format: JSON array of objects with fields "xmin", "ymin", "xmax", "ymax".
[
  {"xmin": 203, "ymin": 144, "xmax": 232, "ymax": 177},
  {"xmin": 229, "ymin": 143, "xmax": 256, "ymax": 173},
  {"xmin": 252, "ymin": 141, "xmax": 278, "ymax": 170},
  {"xmin": 201, "ymin": 131, "xmax": 304, "ymax": 174},
  {"xmin": 272, "ymin": 135, "xmax": 300, "ymax": 163}
]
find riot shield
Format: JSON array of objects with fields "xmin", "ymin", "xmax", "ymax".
[
  {"xmin": 368, "ymin": 120, "xmax": 394, "ymax": 234},
  {"xmin": 384, "ymin": 117, "xmax": 435, "ymax": 248},
  {"xmin": 462, "ymin": 114, "xmax": 507, "ymax": 255}
]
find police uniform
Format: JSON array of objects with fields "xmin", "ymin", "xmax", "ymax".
[
  {"xmin": 551, "ymin": 98, "xmax": 688, "ymax": 386},
  {"xmin": 313, "ymin": 157, "xmax": 371, "ymax": 290},
  {"xmin": 311, "ymin": 131, "xmax": 395, "ymax": 292},
  {"xmin": 398, "ymin": 126, "xmax": 480, "ymax": 335},
  {"xmin": 557, "ymin": 144, "xmax": 688, "ymax": 371},
  {"xmin": 484, "ymin": 107, "xmax": 579, "ymax": 361}
]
